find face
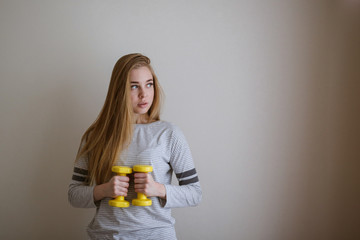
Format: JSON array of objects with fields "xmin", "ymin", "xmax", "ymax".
[{"xmin": 129, "ymin": 66, "xmax": 154, "ymax": 120}]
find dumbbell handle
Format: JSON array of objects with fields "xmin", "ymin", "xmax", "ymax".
[
  {"xmin": 132, "ymin": 165, "xmax": 153, "ymax": 206},
  {"xmin": 109, "ymin": 166, "xmax": 132, "ymax": 207},
  {"xmin": 113, "ymin": 172, "xmax": 127, "ymax": 201},
  {"xmin": 134, "ymin": 165, "xmax": 152, "ymax": 199}
]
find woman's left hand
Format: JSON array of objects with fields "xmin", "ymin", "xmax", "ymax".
[{"xmin": 134, "ymin": 173, "xmax": 166, "ymax": 199}]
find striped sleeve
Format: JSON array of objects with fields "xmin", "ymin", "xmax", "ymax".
[
  {"xmin": 68, "ymin": 152, "xmax": 97, "ymax": 208},
  {"xmin": 72, "ymin": 167, "xmax": 89, "ymax": 182},
  {"xmin": 162, "ymin": 125, "xmax": 202, "ymax": 208},
  {"xmin": 176, "ymin": 168, "xmax": 199, "ymax": 186}
]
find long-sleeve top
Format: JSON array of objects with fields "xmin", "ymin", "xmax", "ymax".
[{"xmin": 68, "ymin": 121, "xmax": 202, "ymax": 240}]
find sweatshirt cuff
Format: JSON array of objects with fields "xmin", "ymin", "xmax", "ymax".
[
  {"xmin": 84, "ymin": 185, "xmax": 98, "ymax": 208},
  {"xmin": 69, "ymin": 184, "xmax": 98, "ymax": 208},
  {"xmin": 161, "ymin": 184, "xmax": 177, "ymax": 208}
]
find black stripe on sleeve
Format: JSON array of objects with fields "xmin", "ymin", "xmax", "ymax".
[
  {"xmin": 72, "ymin": 175, "xmax": 87, "ymax": 182},
  {"xmin": 179, "ymin": 176, "xmax": 199, "ymax": 186},
  {"xmin": 74, "ymin": 167, "xmax": 88, "ymax": 175},
  {"xmin": 176, "ymin": 168, "xmax": 197, "ymax": 179}
]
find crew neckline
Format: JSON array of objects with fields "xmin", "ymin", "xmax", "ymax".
[{"xmin": 134, "ymin": 120, "xmax": 162, "ymax": 127}]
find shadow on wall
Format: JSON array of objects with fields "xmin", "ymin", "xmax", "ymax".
[{"xmin": 328, "ymin": 4, "xmax": 360, "ymax": 239}]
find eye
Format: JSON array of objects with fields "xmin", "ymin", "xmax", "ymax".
[
  {"xmin": 146, "ymin": 82, "xmax": 154, "ymax": 88},
  {"xmin": 131, "ymin": 85, "xmax": 138, "ymax": 90}
]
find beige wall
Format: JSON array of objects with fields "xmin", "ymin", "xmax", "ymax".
[{"xmin": 0, "ymin": 1, "xmax": 359, "ymax": 239}]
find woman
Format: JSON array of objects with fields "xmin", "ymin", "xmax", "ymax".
[{"xmin": 68, "ymin": 53, "xmax": 202, "ymax": 240}]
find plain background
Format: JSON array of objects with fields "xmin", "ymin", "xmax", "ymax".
[{"xmin": 0, "ymin": 1, "xmax": 359, "ymax": 239}]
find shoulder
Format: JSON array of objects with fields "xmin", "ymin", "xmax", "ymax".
[
  {"xmin": 157, "ymin": 121, "xmax": 184, "ymax": 136},
  {"xmin": 157, "ymin": 121, "xmax": 190, "ymax": 148},
  {"xmin": 140, "ymin": 121, "xmax": 188, "ymax": 144}
]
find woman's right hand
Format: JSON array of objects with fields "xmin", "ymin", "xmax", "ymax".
[{"xmin": 93, "ymin": 175, "xmax": 130, "ymax": 202}]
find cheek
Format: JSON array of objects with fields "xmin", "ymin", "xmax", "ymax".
[
  {"xmin": 150, "ymin": 88, "xmax": 155, "ymax": 99},
  {"xmin": 130, "ymin": 93, "xmax": 137, "ymax": 104}
]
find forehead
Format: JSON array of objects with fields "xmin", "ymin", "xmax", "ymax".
[{"xmin": 129, "ymin": 66, "xmax": 153, "ymax": 82}]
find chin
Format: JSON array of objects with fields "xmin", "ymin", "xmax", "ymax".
[{"xmin": 135, "ymin": 109, "xmax": 150, "ymax": 115}]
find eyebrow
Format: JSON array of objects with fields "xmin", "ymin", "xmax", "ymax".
[{"xmin": 130, "ymin": 79, "xmax": 153, "ymax": 84}]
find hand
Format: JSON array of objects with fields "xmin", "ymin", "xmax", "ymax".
[
  {"xmin": 134, "ymin": 173, "xmax": 166, "ymax": 199},
  {"xmin": 93, "ymin": 175, "xmax": 130, "ymax": 201}
]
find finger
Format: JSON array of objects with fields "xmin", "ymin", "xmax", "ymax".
[
  {"xmin": 110, "ymin": 180, "xmax": 129, "ymax": 192},
  {"xmin": 134, "ymin": 173, "xmax": 148, "ymax": 178},
  {"xmin": 117, "ymin": 181, "xmax": 129, "ymax": 188},
  {"xmin": 134, "ymin": 183, "xmax": 147, "ymax": 191},
  {"xmin": 113, "ymin": 186, "xmax": 128, "ymax": 197},
  {"xmin": 114, "ymin": 178, "xmax": 130, "ymax": 187},
  {"xmin": 114, "ymin": 176, "xmax": 130, "ymax": 182},
  {"xmin": 109, "ymin": 186, "xmax": 126, "ymax": 197},
  {"xmin": 114, "ymin": 177, "xmax": 129, "ymax": 186},
  {"xmin": 134, "ymin": 185, "xmax": 151, "ymax": 196},
  {"xmin": 134, "ymin": 182, "xmax": 146, "ymax": 187},
  {"xmin": 134, "ymin": 177, "xmax": 149, "ymax": 184}
]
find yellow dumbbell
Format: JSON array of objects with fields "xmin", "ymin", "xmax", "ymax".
[
  {"xmin": 109, "ymin": 166, "xmax": 132, "ymax": 208},
  {"xmin": 132, "ymin": 165, "xmax": 153, "ymax": 206}
]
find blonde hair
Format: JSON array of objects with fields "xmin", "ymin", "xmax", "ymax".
[{"xmin": 76, "ymin": 53, "xmax": 163, "ymax": 185}]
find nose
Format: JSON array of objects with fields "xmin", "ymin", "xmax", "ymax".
[{"xmin": 139, "ymin": 87, "xmax": 147, "ymax": 99}]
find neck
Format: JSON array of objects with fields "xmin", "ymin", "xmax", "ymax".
[{"xmin": 134, "ymin": 114, "xmax": 150, "ymax": 124}]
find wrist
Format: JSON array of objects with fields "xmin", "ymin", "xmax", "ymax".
[
  {"xmin": 93, "ymin": 184, "xmax": 105, "ymax": 202},
  {"xmin": 157, "ymin": 183, "xmax": 166, "ymax": 199}
]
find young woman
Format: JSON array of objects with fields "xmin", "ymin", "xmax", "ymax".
[{"xmin": 68, "ymin": 53, "xmax": 202, "ymax": 239}]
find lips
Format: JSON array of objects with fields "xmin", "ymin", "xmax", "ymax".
[{"xmin": 137, "ymin": 102, "xmax": 148, "ymax": 108}]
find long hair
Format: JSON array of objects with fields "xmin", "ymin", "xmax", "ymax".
[{"xmin": 76, "ymin": 53, "xmax": 163, "ymax": 185}]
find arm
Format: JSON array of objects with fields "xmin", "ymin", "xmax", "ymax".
[
  {"xmin": 93, "ymin": 176, "xmax": 130, "ymax": 202},
  {"xmin": 133, "ymin": 124, "xmax": 202, "ymax": 208},
  {"xmin": 162, "ymin": 125, "xmax": 202, "ymax": 208},
  {"xmin": 68, "ymin": 160, "xmax": 97, "ymax": 208},
  {"xmin": 68, "ymin": 154, "xmax": 129, "ymax": 208}
]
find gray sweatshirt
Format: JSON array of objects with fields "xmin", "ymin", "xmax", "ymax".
[{"xmin": 68, "ymin": 121, "xmax": 202, "ymax": 240}]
